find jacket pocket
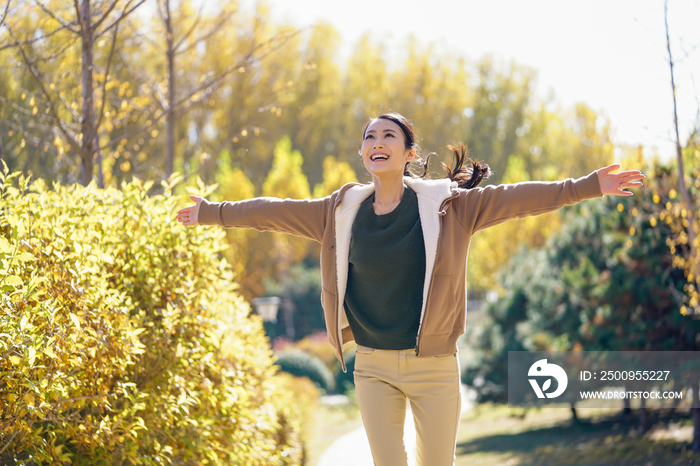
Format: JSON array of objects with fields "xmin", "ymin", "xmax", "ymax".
[
  {"xmin": 355, "ymin": 345, "xmax": 375, "ymax": 355},
  {"xmin": 427, "ymin": 275, "xmax": 456, "ymax": 335}
]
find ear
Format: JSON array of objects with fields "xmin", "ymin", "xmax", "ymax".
[{"xmin": 406, "ymin": 148, "xmax": 416, "ymax": 163}]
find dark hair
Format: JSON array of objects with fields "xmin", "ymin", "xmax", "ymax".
[{"xmin": 362, "ymin": 112, "xmax": 490, "ymax": 189}]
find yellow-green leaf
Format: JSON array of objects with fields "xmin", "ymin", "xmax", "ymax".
[
  {"xmin": 69, "ymin": 313, "xmax": 81, "ymax": 329},
  {"xmin": 20, "ymin": 315, "xmax": 28, "ymax": 331},
  {"xmin": 5, "ymin": 275, "xmax": 22, "ymax": 286},
  {"xmin": 16, "ymin": 252, "xmax": 35, "ymax": 262},
  {"xmin": 28, "ymin": 347, "xmax": 36, "ymax": 365},
  {"xmin": 10, "ymin": 355, "xmax": 21, "ymax": 365}
]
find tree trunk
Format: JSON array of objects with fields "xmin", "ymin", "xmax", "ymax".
[
  {"xmin": 80, "ymin": 0, "xmax": 95, "ymax": 186},
  {"xmin": 639, "ymin": 396, "xmax": 651, "ymax": 433},
  {"xmin": 165, "ymin": 0, "xmax": 176, "ymax": 178},
  {"xmin": 692, "ymin": 377, "xmax": 700, "ymax": 452},
  {"xmin": 665, "ymin": 0, "xmax": 700, "ymax": 302},
  {"xmin": 96, "ymin": 146, "xmax": 104, "ymax": 188},
  {"xmin": 570, "ymin": 402, "xmax": 578, "ymax": 424},
  {"xmin": 623, "ymin": 396, "xmax": 631, "ymax": 415}
]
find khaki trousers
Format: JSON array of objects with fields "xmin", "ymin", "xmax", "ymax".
[{"xmin": 353, "ymin": 345, "xmax": 461, "ymax": 466}]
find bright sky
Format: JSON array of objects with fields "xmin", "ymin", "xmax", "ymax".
[{"xmin": 242, "ymin": 0, "xmax": 700, "ymax": 162}]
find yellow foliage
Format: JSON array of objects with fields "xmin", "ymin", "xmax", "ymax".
[
  {"xmin": 313, "ymin": 155, "xmax": 358, "ymax": 198},
  {"xmin": 0, "ymin": 165, "xmax": 305, "ymax": 465},
  {"xmin": 263, "ymin": 137, "xmax": 311, "ymax": 200},
  {"xmin": 467, "ymin": 156, "xmax": 562, "ymax": 294}
]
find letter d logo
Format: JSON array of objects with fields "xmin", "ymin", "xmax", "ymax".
[{"xmin": 528, "ymin": 359, "xmax": 568, "ymax": 399}]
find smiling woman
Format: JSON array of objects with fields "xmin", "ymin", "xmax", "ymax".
[
  {"xmin": 359, "ymin": 113, "xmax": 490, "ymax": 215},
  {"xmin": 176, "ymin": 111, "xmax": 644, "ymax": 466}
]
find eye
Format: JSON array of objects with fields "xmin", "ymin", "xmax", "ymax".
[
  {"xmin": 386, "ymin": 133, "xmax": 394, "ymax": 137},
  {"xmin": 364, "ymin": 134, "xmax": 374, "ymax": 140}
]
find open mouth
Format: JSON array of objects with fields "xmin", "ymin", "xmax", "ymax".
[{"xmin": 370, "ymin": 153, "xmax": 389, "ymax": 161}]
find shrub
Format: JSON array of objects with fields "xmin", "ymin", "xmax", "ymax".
[
  {"xmin": 270, "ymin": 372, "xmax": 319, "ymax": 461},
  {"xmin": 0, "ymin": 166, "xmax": 303, "ymax": 465},
  {"xmin": 273, "ymin": 331, "xmax": 338, "ymax": 374},
  {"xmin": 274, "ymin": 350, "xmax": 335, "ymax": 393}
]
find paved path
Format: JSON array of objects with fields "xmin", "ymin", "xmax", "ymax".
[{"xmin": 317, "ymin": 385, "xmax": 474, "ymax": 466}]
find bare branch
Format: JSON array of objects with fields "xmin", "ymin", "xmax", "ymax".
[
  {"xmin": 172, "ymin": 0, "xmax": 207, "ymax": 52},
  {"xmin": 174, "ymin": 30, "xmax": 300, "ymax": 112},
  {"xmin": 55, "ymin": 89, "xmax": 83, "ymax": 123},
  {"xmin": 25, "ymin": 130, "xmax": 53, "ymax": 172},
  {"xmin": 92, "ymin": 0, "xmax": 122, "ymax": 32},
  {"xmin": 4, "ymin": 21, "xmax": 83, "ymax": 157},
  {"xmin": 154, "ymin": 82, "xmax": 168, "ymax": 111},
  {"xmin": 0, "ymin": 430, "xmax": 18, "ymax": 457},
  {"xmin": 0, "ymin": 23, "xmax": 72, "ymax": 52},
  {"xmin": 90, "ymin": 17, "xmax": 120, "ymax": 144},
  {"xmin": 128, "ymin": 26, "xmax": 163, "ymax": 53},
  {"xmin": 178, "ymin": 9, "xmax": 236, "ymax": 55},
  {"xmin": 19, "ymin": 33, "xmax": 80, "ymax": 67},
  {"xmin": 156, "ymin": 0, "xmax": 166, "ymax": 24},
  {"xmin": 72, "ymin": 0, "xmax": 87, "ymax": 37},
  {"xmin": 98, "ymin": 110, "xmax": 167, "ymax": 152},
  {"xmin": 0, "ymin": 95, "xmax": 57, "ymax": 123},
  {"xmin": 1, "ymin": 117, "xmax": 57, "ymax": 134},
  {"xmin": 665, "ymin": 0, "xmax": 700, "ymax": 311},
  {"xmin": 0, "ymin": 0, "xmax": 12, "ymax": 27},
  {"xmin": 95, "ymin": 0, "xmax": 146, "ymax": 38},
  {"xmin": 0, "ymin": 119, "xmax": 47, "ymax": 146},
  {"xmin": 35, "ymin": 0, "xmax": 79, "ymax": 34}
]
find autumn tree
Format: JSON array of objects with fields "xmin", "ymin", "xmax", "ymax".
[{"xmin": 0, "ymin": 0, "xmax": 148, "ymax": 186}]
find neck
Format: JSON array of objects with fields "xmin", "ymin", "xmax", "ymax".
[{"xmin": 372, "ymin": 173, "xmax": 405, "ymax": 215}]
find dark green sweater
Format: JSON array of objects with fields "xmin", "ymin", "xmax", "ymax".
[{"xmin": 343, "ymin": 187, "xmax": 426, "ymax": 350}]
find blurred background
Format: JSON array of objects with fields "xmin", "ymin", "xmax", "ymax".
[{"xmin": 1, "ymin": 0, "xmax": 700, "ymax": 464}]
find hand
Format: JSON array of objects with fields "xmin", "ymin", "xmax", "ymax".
[
  {"xmin": 596, "ymin": 164, "xmax": 645, "ymax": 196},
  {"xmin": 176, "ymin": 195, "xmax": 202, "ymax": 226}
]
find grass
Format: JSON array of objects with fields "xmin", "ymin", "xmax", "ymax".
[{"xmin": 455, "ymin": 403, "xmax": 698, "ymax": 466}]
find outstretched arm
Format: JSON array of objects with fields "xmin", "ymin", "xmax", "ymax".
[
  {"xmin": 175, "ymin": 193, "xmax": 333, "ymax": 243},
  {"xmin": 461, "ymin": 163, "xmax": 645, "ymax": 234},
  {"xmin": 596, "ymin": 164, "xmax": 645, "ymax": 196}
]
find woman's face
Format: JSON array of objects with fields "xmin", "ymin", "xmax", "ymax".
[{"xmin": 360, "ymin": 118, "xmax": 415, "ymax": 178}]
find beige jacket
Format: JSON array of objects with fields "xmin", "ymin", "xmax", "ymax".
[{"xmin": 199, "ymin": 172, "xmax": 602, "ymax": 371}]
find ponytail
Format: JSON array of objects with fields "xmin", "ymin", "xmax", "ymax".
[
  {"xmin": 405, "ymin": 142, "xmax": 490, "ymax": 189},
  {"xmin": 442, "ymin": 142, "xmax": 491, "ymax": 189}
]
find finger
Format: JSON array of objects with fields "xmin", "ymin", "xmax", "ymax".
[
  {"xmin": 613, "ymin": 170, "xmax": 642, "ymax": 176},
  {"xmin": 601, "ymin": 163, "xmax": 621, "ymax": 174},
  {"xmin": 190, "ymin": 195, "xmax": 201, "ymax": 203},
  {"xmin": 619, "ymin": 173, "xmax": 645, "ymax": 181}
]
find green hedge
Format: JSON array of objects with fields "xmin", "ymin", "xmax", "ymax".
[
  {"xmin": 274, "ymin": 350, "xmax": 335, "ymax": 393},
  {"xmin": 0, "ymin": 165, "xmax": 303, "ymax": 465}
]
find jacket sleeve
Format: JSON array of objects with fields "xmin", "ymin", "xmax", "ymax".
[
  {"xmin": 197, "ymin": 195, "xmax": 331, "ymax": 243},
  {"xmin": 456, "ymin": 170, "xmax": 603, "ymax": 234}
]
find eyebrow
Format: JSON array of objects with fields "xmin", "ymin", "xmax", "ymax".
[{"xmin": 365, "ymin": 129, "xmax": 397, "ymax": 134}]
